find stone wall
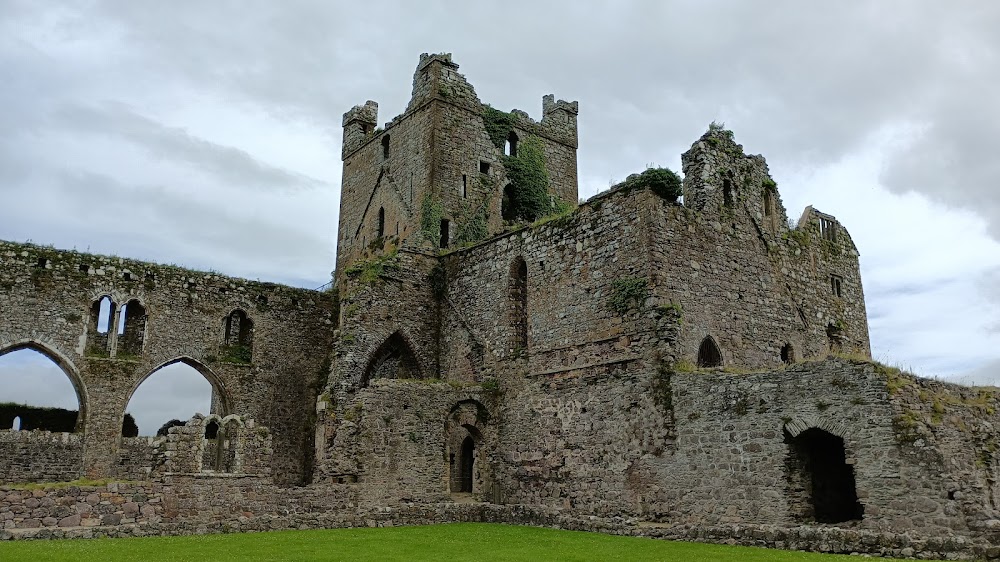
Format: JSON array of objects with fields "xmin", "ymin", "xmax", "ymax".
[
  {"xmin": 0, "ymin": 432, "xmax": 83, "ymax": 484},
  {"xmin": 0, "ymin": 240, "xmax": 336, "ymax": 484}
]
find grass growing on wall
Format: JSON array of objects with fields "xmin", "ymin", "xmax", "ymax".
[{"xmin": 0, "ymin": 523, "xmax": 906, "ymax": 561}]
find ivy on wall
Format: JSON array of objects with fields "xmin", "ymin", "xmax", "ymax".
[
  {"xmin": 420, "ymin": 195, "xmax": 444, "ymax": 248},
  {"xmin": 503, "ymin": 136, "xmax": 553, "ymax": 221},
  {"xmin": 613, "ymin": 167, "xmax": 683, "ymax": 202}
]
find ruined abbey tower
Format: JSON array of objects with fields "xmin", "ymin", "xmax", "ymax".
[{"xmin": 3, "ymin": 54, "xmax": 1000, "ymax": 559}]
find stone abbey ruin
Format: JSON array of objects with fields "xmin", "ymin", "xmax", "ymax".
[{"xmin": 3, "ymin": 53, "xmax": 1000, "ymax": 558}]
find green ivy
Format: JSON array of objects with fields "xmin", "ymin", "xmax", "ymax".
[
  {"xmin": 343, "ymin": 249, "xmax": 400, "ymax": 285},
  {"xmin": 482, "ymin": 105, "xmax": 517, "ymax": 150},
  {"xmin": 609, "ymin": 276, "xmax": 649, "ymax": 313},
  {"xmin": 220, "ymin": 344, "xmax": 252, "ymax": 364},
  {"xmin": 502, "ymin": 135, "xmax": 552, "ymax": 221},
  {"xmin": 420, "ymin": 195, "xmax": 444, "ymax": 248},
  {"xmin": 613, "ymin": 167, "xmax": 683, "ymax": 202},
  {"xmin": 454, "ymin": 206, "xmax": 489, "ymax": 246}
]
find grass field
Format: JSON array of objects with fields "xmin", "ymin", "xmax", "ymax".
[{"xmin": 0, "ymin": 523, "xmax": 908, "ymax": 561}]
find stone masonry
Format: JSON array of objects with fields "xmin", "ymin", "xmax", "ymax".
[{"xmin": 1, "ymin": 53, "xmax": 998, "ymax": 559}]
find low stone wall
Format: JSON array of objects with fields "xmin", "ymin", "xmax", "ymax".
[
  {"xmin": 2, "ymin": 496, "xmax": 998, "ymax": 559},
  {"xmin": 0, "ymin": 482, "xmax": 163, "ymax": 530},
  {"xmin": 0, "ymin": 431, "xmax": 82, "ymax": 484}
]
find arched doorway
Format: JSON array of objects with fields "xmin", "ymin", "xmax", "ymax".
[
  {"xmin": 785, "ymin": 427, "xmax": 863, "ymax": 523},
  {"xmin": 459, "ymin": 436, "xmax": 475, "ymax": 493},
  {"xmin": 697, "ymin": 336, "xmax": 723, "ymax": 368}
]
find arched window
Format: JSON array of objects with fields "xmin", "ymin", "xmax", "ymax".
[
  {"xmin": 504, "ymin": 131, "xmax": 518, "ymax": 157},
  {"xmin": 377, "ymin": 207, "xmax": 385, "ymax": 238},
  {"xmin": 124, "ymin": 359, "xmax": 226, "ymax": 437},
  {"xmin": 362, "ymin": 332, "xmax": 421, "ymax": 387},
  {"xmin": 11, "ymin": 416, "xmax": 20, "ymax": 431},
  {"xmin": 223, "ymin": 310, "xmax": 253, "ymax": 363},
  {"xmin": 201, "ymin": 417, "xmax": 222, "ymax": 472},
  {"xmin": 117, "ymin": 299, "xmax": 147, "ymax": 357},
  {"xmin": 509, "ymin": 258, "xmax": 528, "ymax": 352},
  {"xmin": 87, "ymin": 296, "xmax": 115, "ymax": 357},
  {"xmin": 785, "ymin": 428, "xmax": 863, "ymax": 523},
  {"xmin": 205, "ymin": 420, "xmax": 219, "ymax": 439},
  {"xmin": 697, "ymin": 336, "xmax": 723, "ymax": 368},
  {"xmin": 381, "ymin": 135, "xmax": 390, "ymax": 160},
  {"xmin": 781, "ymin": 343, "xmax": 795, "ymax": 364}
]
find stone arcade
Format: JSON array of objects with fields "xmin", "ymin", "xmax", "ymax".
[{"xmin": 2, "ymin": 53, "xmax": 1000, "ymax": 559}]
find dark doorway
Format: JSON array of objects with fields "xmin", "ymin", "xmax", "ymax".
[
  {"xmin": 460, "ymin": 436, "xmax": 475, "ymax": 493},
  {"xmin": 697, "ymin": 336, "xmax": 723, "ymax": 367},
  {"xmin": 785, "ymin": 428, "xmax": 863, "ymax": 523}
]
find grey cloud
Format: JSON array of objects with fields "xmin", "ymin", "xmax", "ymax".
[{"xmin": 52, "ymin": 103, "xmax": 326, "ymax": 192}]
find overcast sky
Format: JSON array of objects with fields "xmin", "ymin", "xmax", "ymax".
[{"xmin": 1, "ymin": 1, "xmax": 999, "ymax": 433}]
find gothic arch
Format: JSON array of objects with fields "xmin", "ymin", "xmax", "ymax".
[
  {"xmin": 361, "ymin": 331, "xmax": 422, "ymax": 387},
  {"xmin": 0, "ymin": 339, "xmax": 88, "ymax": 433},
  {"xmin": 697, "ymin": 335, "xmax": 723, "ymax": 368},
  {"xmin": 126, "ymin": 357, "xmax": 232, "ymax": 420}
]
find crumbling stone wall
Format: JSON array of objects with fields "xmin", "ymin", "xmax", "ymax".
[{"xmin": 0, "ymin": 241, "xmax": 335, "ymax": 484}]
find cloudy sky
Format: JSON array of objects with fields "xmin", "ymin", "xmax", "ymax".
[{"xmin": 1, "ymin": 1, "xmax": 999, "ymax": 434}]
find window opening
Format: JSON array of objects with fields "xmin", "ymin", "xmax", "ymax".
[
  {"xmin": 362, "ymin": 332, "xmax": 422, "ymax": 386},
  {"xmin": 117, "ymin": 299, "xmax": 147, "ymax": 357},
  {"xmin": 377, "ymin": 207, "xmax": 385, "ymax": 238},
  {"xmin": 440, "ymin": 219, "xmax": 450, "ymax": 248},
  {"xmin": 505, "ymin": 131, "xmax": 518, "ymax": 157},
  {"xmin": 830, "ymin": 274, "xmax": 843, "ymax": 298},
  {"xmin": 381, "ymin": 135, "xmax": 390, "ymax": 160},
  {"xmin": 819, "ymin": 217, "xmax": 837, "ymax": 242},
  {"xmin": 11, "ymin": 416, "xmax": 20, "ymax": 431},
  {"xmin": 697, "ymin": 336, "xmax": 723, "ymax": 368},
  {"xmin": 462, "ymin": 174, "xmax": 468, "ymax": 198},
  {"xmin": 223, "ymin": 310, "xmax": 253, "ymax": 364},
  {"xmin": 205, "ymin": 420, "xmax": 219, "ymax": 439},
  {"xmin": 479, "ymin": 161, "xmax": 490, "ymax": 175},
  {"xmin": 781, "ymin": 343, "xmax": 795, "ymax": 364}
]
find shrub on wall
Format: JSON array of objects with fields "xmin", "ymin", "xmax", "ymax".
[{"xmin": 614, "ymin": 168, "xmax": 683, "ymax": 202}]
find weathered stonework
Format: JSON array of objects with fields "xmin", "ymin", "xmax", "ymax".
[{"xmin": 0, "ymin": 53, "xmax": 996, "ymax": 559}]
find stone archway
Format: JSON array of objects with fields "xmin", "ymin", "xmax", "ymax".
[
  {"xmin": 445, "ymin": 399, "xmax": 488, "ymax": 496},
  {"xmin": 0, "ymin": 340, "xmax": 88, "ymax": 433}
]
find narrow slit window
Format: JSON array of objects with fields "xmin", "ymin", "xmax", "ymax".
[
  {"xmin": 830, "ymin": 274, "xmax": 843, "ymax": 298},
  {"xmin": 462, "ymin": 174, "xmax": 468, "ymax": 198},
  {"xmin": 381, "ymin": 135, "xmax": 390, "ymax": 160},
  {"xmin": 377, "ymin": 207, "xmax": 385, "ymax": 238},
  {"xmin": 723, "ymin": 179, "xmax": 734, "ymax": 207}
]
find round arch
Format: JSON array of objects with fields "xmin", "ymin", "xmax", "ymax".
[
  {"xmin": 0, "ymin": 339, "xmax": 88, "ymax": 433},
  {"xmin": 125, "ymin": 356, "xmax": 233, "ymax": 422}
]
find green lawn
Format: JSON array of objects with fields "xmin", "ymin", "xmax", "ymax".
[{"xmin": 0, "ymin": 523, "xmax": 907, "ymax": 561}]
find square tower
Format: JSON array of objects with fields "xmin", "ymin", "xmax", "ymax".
[{"xmin": 335, "ymin": 53, "xmax": 579, "ymax": 280}]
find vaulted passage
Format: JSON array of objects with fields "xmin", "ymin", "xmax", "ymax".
[{"xmin": 785, "ymin": 428, "xmax": 863, "ymax": 523}]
